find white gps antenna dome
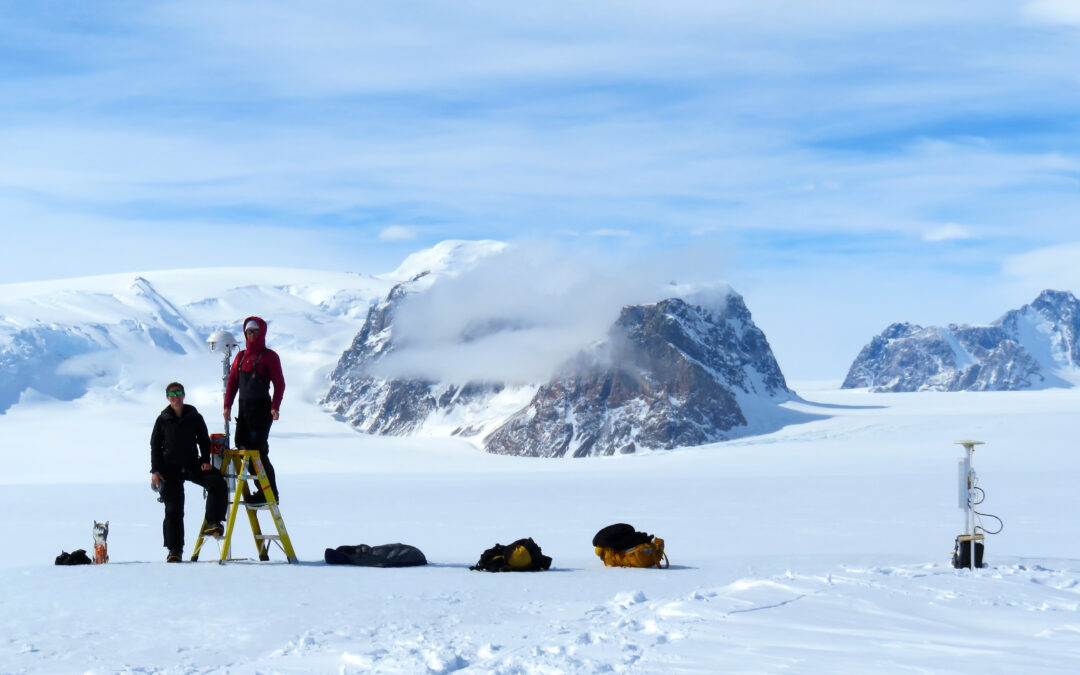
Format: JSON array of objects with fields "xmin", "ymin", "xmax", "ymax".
[
  {"xmin": 207, "ymin": 328, "xmax": 241, "ymax": 469},
  {"xmin": 207, "ymin": 329, "xmax": 240, "ymax": 352}
]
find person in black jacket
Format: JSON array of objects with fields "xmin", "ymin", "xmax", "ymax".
[{"xmin": 150, "ymin": 382, "xmax": 228, "ymax": 562}]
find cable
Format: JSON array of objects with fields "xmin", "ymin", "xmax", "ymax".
[
  {"xmin": 974, "ymin": 509, "xmax": 1004, "ymax": 535},
  {"xmin": 968, "ymin": 475, "xmax": 1003, "ymax": 535}
]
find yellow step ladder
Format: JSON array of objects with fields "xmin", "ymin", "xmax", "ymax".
[{"xmin": 192, "ymin": 449, "xmax": 297, "ymax": 564}]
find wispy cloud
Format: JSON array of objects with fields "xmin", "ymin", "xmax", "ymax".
[
  {"xmin": 924, "ymin": 224, "xmax": 977, "ymax": 242},
  {"xmin": 379, "ymin": 226, "xmax": 419, "ymax": 242},
  {"xmin": 373, "ymin": 241, "xmax": 724, "ymax": 383},
  {"xmin": 1003, "ymin": 242, "xmax": 1080, "ymax": 294},
  {"xmin": 1024, "ymin": 0, "xmax": 1080, "ymax": 26},
  {"xmin": 2, "ymin": 2, "xmax": 1077, "ymax": 257}
]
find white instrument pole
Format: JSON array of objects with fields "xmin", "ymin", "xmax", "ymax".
[
  {"xmin": 207, "ymin": 331, "xmax": 239, "ymax": 474},
  {"xmin": 954, "ymin": 440, "xmax": 983, "ymax": 570},
  {"xmin": 208, "ymin": 330, "xmax": 239, "ymax": 561}
]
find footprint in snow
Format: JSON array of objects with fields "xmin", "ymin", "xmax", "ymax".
[
  {"xmin": 422, "ymin": 649, "xmax": 468, "ymax": 674},
  {"xmin": 612, "ymin": 591, "xmax": 647, "ymax": 608}
]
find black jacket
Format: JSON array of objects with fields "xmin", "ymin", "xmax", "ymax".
[{"xmin": 150, "ymin": 404, "xmax": 211, "ymax": 473}]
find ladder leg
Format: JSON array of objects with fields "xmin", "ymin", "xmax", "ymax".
[
  {"xmin": 218, "ymin": 453, "xmax": 246, "ymax": 563},
  {"xmin": 248, "ymin": 452, "xmax": 272, "ymax": 560},
  {"xmin": 192, "ymin": 452, "xmax": 243, "ymax": 562},
  {"xmin": 268, "ymin": 505, "xmax": 298, "ymax": 563},
  {"xmin": 191, "ymin": 516, "xmax": 209, "ymax": 562},
  {"xmin": 251, "ymin": 453, "xmax": 297, "ymax": 563}
]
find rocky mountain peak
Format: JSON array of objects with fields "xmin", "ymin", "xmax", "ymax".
[
  {"xmin": 482, "ymin": 293, "xmax": 791, "ymax": 457},
  {"xmin": 844, "ymin": 289, "xmax": 1080, "ymax": 392}
]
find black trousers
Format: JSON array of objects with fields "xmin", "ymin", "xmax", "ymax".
[
  {"xmin": 161, "ymin": 464, "xmax": 227, "ymax": 551},
  {"xmin": 235, "ymin": 397, "xmax": 279, "ymax": 499}
]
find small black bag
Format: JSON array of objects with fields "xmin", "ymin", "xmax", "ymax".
[
  {"xmin": 470, "ymin": 537, "xmax": 552, "ymax": 572},
  {"xmin": 592, "ymin": 523, "xmax": 653, "ymax": 551},
  {"xmin": 952, "ymin": 538, "xmax": 985, "ymax": 569},
  {"xmin": 324, "ymin": 543, "xmax": 427, "ymax": 567},
  {"xmin": 55, "ymin": 549, "xmax": 92, "ymax": 565}
]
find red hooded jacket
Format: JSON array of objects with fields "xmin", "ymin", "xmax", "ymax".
[{"xmin": 224, "ymin": 316, "xmax": 285, "ymax": 411}]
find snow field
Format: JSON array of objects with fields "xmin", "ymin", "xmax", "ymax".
[{"xmin": 3, "ymin": 385, "xmax": 1080, "ymax": 672}]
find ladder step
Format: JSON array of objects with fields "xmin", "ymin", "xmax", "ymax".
[
  {"xmin": 254, "ymin": 534, "xmax": 281, "ymax": 541},
  {"xmin": 244, "ymin": 502, "xmax": 275, "ymax": 510}
]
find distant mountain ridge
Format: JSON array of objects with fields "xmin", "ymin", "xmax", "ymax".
[
  {"xmin": 0, "ymin": 268, "xmax": 390, "ymax": 413},
  {"xmin": 843, "ymin": 289, "xmax": 1080, "ymax": 392},
  {"xmin": 0, "ymin": 241, "xmax": 807, "ymax": 456}
]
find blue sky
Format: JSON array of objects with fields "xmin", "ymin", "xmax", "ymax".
[{"xmin": 2, "ymin": 1, "xmax": 1080, "ymax": 379}]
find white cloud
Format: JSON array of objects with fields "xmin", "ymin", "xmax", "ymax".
[
  {"xmin": 369, "ymin": 241, "xmax": 726, "ymax": 384},
  {"xmin": 588, "ymin": 229, "xmax": 633, "ymax": 238},
  {"xmin": 378, "ymin": 226, "xmax": 419, "ymax": 242},
  {"xmin": 1003, "ymin": 242, "xmax": 1080, "ymax": 295},
  {"xmin": 1024, "ymin": 0, "xmax": 1080, "ymax": 26},
  {"xmin": 923, "ymin": 224, "xmax": 977, "ymax": 242}
]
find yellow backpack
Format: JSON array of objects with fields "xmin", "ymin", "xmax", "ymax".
[
  {"xmin": 592, "ymin": 523, "xmax": 670, "ymax": 569},
  {"xmin": 595, "ymin": 538, "xmax": 669, "ymax": 569}
]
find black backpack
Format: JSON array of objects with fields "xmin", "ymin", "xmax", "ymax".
[
  {"xmin": 324, "ymin": 543, "xmax": 427, "ymax": 567},
  {"xmin": 55, "ymin": 549, "xmax": 92, "ymax": 565},
  {"xmin": 592, "ymin": 523, "xmax": 654, "ymax": 550},
  {"xmin": 470, "ymin": 537, "xmax": 552, "ymax": 572}
]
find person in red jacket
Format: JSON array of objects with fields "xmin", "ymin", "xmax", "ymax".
[{"xmin": 224, "ymin": 316, "xmax": 285, "ymax": 503}]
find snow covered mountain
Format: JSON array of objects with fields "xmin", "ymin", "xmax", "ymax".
[
  {"xmin": 842, "ymin": 289, "xmax": 1080, "ymax": 392},
  {"xmin": 325, "ymin": 266, "xmax": 799, "ymax": 455},
  {"xmin": 0, "ymin": 268, "xmax": 392, "ymax": 414},
  {"xmin": 485, "ymin": 293, "xmax": 794, "ymax": 457}
]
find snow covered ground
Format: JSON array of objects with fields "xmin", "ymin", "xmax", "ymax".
[{"xmin": 3, "ymin": 380, "xmax": 1080, "ymax": 673}]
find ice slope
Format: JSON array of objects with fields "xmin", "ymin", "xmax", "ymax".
[{"xmin": 3, "ymin": 384, "xmax": 1080, "ymax": 673}]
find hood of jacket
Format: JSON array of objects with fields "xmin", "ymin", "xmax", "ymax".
[{"xmin": 241, "ymin": 315, "xmax": 268, "ymax": 370}]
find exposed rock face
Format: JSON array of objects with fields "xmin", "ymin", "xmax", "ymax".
[
  {"xmin": 322, "ymin": 274, "xmax": 506, "ymax": 436},
  {"xmin": 843, "ymin": 289, "xmax": 1080, "ymax": 392},
  {"xmin": 483, "ymin": 295, "xmax": 791, "ymax": 457}
]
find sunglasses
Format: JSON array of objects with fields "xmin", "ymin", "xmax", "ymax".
[
  {"xmin": 167, "ymin": 390, "xmax": 185, "ymax": 398},
  {"xmin": 245, "ymin": 329, "xmax": 260, "ymax": 335}
]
